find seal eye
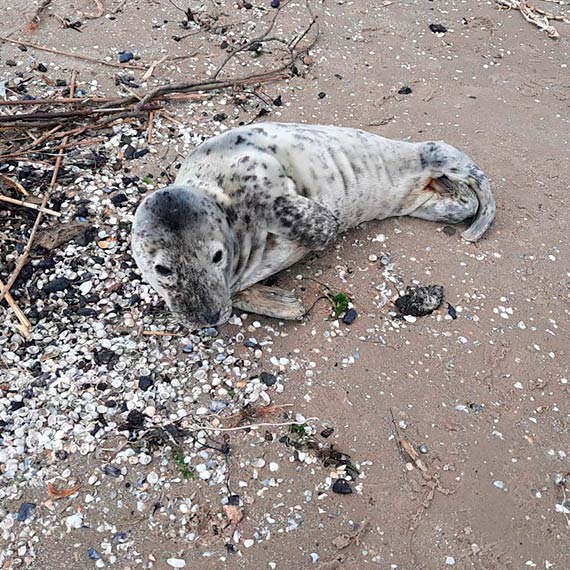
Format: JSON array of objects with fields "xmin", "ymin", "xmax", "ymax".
[
  {"xmin": 212, "ymin": 250, "xmax": 223, "ymax": 264},
  {"xmin": 155, "ymin": 264, "xmax": 173, "ymax": 276}
]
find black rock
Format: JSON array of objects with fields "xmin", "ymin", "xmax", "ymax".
[
  {"xmin": 55, "ymin": 450, "xmax": 69, "ymax": 460},
  {"xmin": 260, "ymin": 372, "xmax": 277, "ymax": 386},
  {"xmin": 10, "ymin": 400, "xmax": 25, "ymax": 412},
  {"xmin": 103, "ymin": 464, "xmax": 122, "ymax": 478},
  {"xmin": 447, "ymin": 303, "xmax": 457, "ymax": 320},
  {"xmin": 398, "ymin": 86, "xmax": 412, "ymax": 95},
  {"xmin": 94, "ymin": 349, "xmax": 115, "ymax": 365},
  {"xmin": 442, "ymin": 225, "xmax": 456, "ymax": 236},
  {"xmin": 271, "ymin": 0, "xmax": 280, "ymax": 8},
  {"xmin": 243, "ymin": 340, "xmax": 259, "ymax": 349},
  {"xmin": 220, "ymin": 40, "xmax": 229, "ymax": 49},
  {"xmin": 213, "ymin": 112, "xmax": 227, "ymax": 122},
  {"xmin": 332, "ymin": 478, "xmax": 352, "ymax": 494},
  {"xmin": 227, "ymin": 494, "xmax": 240, "ymax": 505},
  {"xmin": 123, "ymin": 145, "xmax": 136, "ymax": 160},
  {"xmin": 320, "ymin": 427, "xmax": 334, "ymax": 438},
  {"xmin": 6, "ymin": 60, "xmax": 17, "ymax": 67},
  {"xmin": 43, "ymin": 277, "xmax": 72, "ymax": 293},
  {"xmin": 119, "ymin": 51, "xmax": 134, "ymax": 63},
  {"xmin": 342, "ymin": 308, "xmax": 358, "ymax": 325},
  {"xmin": 429, "ymin": 23, "xmax": 447, "ymax": 34},
  {"xmin": 16, "ymin": 502, "xmax": 36, "ymax": 522},
  {"xmin": 126, "ymin": 409, "xmax": 145, "ymax": 428},
  {"xmin": 37, "ymin": 63, "xmax": 48, "ymax": 72},
  {"xmin": 138, "ymin": 376, "xmax": 153, "ymax": 391},
  {"xmin": 273, "ymin": 94, "xmax": 283, "ymax": 106},
  {"xmin": 134, "ymin": 149, "xmax": 149, "ymax": 159},
  {"xmin": 244, "ymin": 2, "xmax": 253, "ymax": 8},
  {"xmin": 56, "ymin": 79, "xmax": 67, "ymax": 87},
  {"xmin": 318, "ymin": 91, "xmax": 326, "ymax": 99},
  {"xmin": 394, "ymin": 285, "xmax": 444, "ymax": 317},
  {"xmin": 110, "ymin": 192, "xmax": 128, "ymax": 206}
]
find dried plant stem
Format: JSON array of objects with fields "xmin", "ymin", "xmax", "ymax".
[
  {"xmin": 0, "ymin": 277, "xmax": 31, "ymax": 338},
  {"xmin": 0, "ymin": 194, "xmax": 61, "ymax": 217}
]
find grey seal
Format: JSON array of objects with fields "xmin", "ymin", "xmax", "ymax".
[{"xmin": 131, "ymin": 122, "xmax": 496, "ymax": 328}]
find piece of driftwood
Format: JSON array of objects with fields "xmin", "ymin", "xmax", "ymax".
[{"xmin": 233, "ymin": 284, "xmax": 305, "ymax": 320}]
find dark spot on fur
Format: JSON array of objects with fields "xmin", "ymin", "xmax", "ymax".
[{"xmin": 235, "ymin": 135, "xmax": 246, "ymax": 145}]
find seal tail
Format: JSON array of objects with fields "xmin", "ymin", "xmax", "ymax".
[{"xmin": 424, "ymin": 142, "xmax": 496, "ymax": 242}]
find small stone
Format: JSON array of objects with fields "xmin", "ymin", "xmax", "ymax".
[
  {"xmin": 442, "ymin": 225, "xmax": 457, "ymax": 236},
  {"xmin": 16, "ymin": 503, "xmax": 36, "ymax": 522},
  {"xmin": 37, "ymin": 63, "xmax": 48, "ymax": 72},
  {"xmin": 167, "ymin": 558, "xmax": 186, "ymax": 568},
  {"xmin": 112, "ymin": 532, "xmax": 127, "ymax": 544},
  {"xmin": 398, "ymin": 86, "xmax": 412, "ymax": 95},
  {"xmin": 317, "ymin": 91, "xmax": 326, "ymax": 99},
  {"xmin": 103, "ymin": 465, "xmax": 121, "ymax": 478},
  {"xmin": 110, "ymin": 192, "xmax": 128, "ymax": 206},
  {"xmin": 493, "ymin": 480, "xmax": 505, "ymax": 490},
  {"xmin": 342, "ymin": 308, "xmax": 358, "ymax": 325},
  {"xmin": 213, "ymin": 112, "xmax": 227, "ymax": 122},
  {"xmin": 6, "ymin": 60, "xmax": 17, "ymax": 67},
  {"xmin": 310, "ymin": 553, "xmax": 320, "ymax": 563},
  {"xmin": 119, "ymin": 51, "xmax": 134, "ymax": 63},
  {"xmin": 445, "ymin": 556, "xmax": 455, "ymax": 565},
  {"xmin": 138, "ymin": 376, "xmax": 153, "ymax": 391},
  {"xmin": 447, "ymin": 303, "xmax": 458, "ymax": 319},
  {"xmin": 271, "ymin": 0, "xmax": 280, "ymax": 8},
  {"xmin": 418, "ymin": 444, "xmax": 429, "ymax": 454},
  {"xmin": 182, "ymin": 343, "xmax": 194, "ymax": 353},
  {"xmin": 273, "ymin": 94, "xmax": 282, "ymax": 106},
  {"xmin": 320, "ymin": 427, "xmax": 334, "ymax": 438},
  {"xmin": 88, "ymin": 548, "xmax": 101, "ymax": 560},
  {"xmin": 260, "ymin": 372, "xmax": 277, "ymax": 386},
  {"xmin": 126, "ymin": 410, "xmax": 145, "ymax": 428},
  {"xmin": 43, "ymin": 277, "xmax": 72, "ymax": 293},
  {"xmin": 332, "ymin": 479, "xmax": 352, "ymax": 494},
  {"xmin": 429, "ymin": 23, "xmax": 447, "ymax": 34}
]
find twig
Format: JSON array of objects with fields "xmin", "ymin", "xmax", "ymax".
[
  {"xmin": 142, "ymin": 330, "xmax": 183, "ymax": 337},
  {"xmin": 0, "ymin": 36, "xmax": 147, "ymax": 70},
  {"xmin": 25, "ymin": 0, "xmax": 53, "ymax": 32},
  {"xmin": 147, "ymin": 110, "xmax": 155, "ymax": 144},
  {"xmin": 213, "ymin": 0, "xmax": 289, "ymax": 80},
  {"xmin": 79, "ymin": 0, "xmax": 105, "ymax": 19},
  {"xmin": 0, "ymin": 277, "xmax": 31, "ymax": 338},
  {"xmin": 0, "ymin": 194, "xmax": 61, "ymax": 217},
  {"xmin": 0, "ymin": 173, "xmax": 29, "ymax": 196},
  {"xmin": 188, "ymin": 417, "xmax": 319, "ymax": 433},
  {"xmin": 0, "ymin": 137, "xmax": 68, "ymax": 305},
  {"xmin": 141, "ymin": 54, "xmax": 169, "ymax": 81}
]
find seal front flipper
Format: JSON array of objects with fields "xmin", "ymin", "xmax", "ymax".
[{"xmin": 269, "ymin": 194, "xmax": 340, "ymax": 251}]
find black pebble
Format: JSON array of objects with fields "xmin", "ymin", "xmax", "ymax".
[
  {"xmin": 220, "ymin": 40, "xmax": 229, "ymax": 49},
  {"xmin": 213, "ymin": 112, "xmax": 228, "ymax": 122},
  {"xmin": 447, "ymin": 303, "xmax": 457, "ymax": 319},
  {"xmin": 16, "ymin": 502, "xmax": 36, "ymax": 522},
  {"xmin": 227, "ymin": 494, "xmax": 240, "ymax": 505},
  {"xmin": 56, "ymin": 79, "xmax": 67, "ymax": 87},
  {"xmin": 343, "ymin": 308, "xmax": 358, "ymax": 325},
  {"xmin": 260, "ymin": 372, "xmax": 277, "ymax": 386},
  {"xmin": 126, "ymin": 409, "xmax": 145, "ymax": 428},
  {"xmin": 37, "ymin": 63, "xmax": 47, "ymax": 72},
  {"xmin": 398, "ymin": 86, "xmax": 412, "ymax": 95},
  {"xmin": 271, "ymin": 0, "xmax": 280, "ymax": 7},
  {"xmin": 43, "ymin": 277, "xmax": 72, "ymax": 293},
  {"xmin": 318, "ymin": 91, "xmax": 326, "ymax": 99},
  {"xmin": 10, "ymin": 400, "xmax": 25, "ymax": 412},
  {"xmin": 134, "ymin": 149, "xmax": 149, "ymax": 159},
  {"xmin": 110, "ymin": 192, "xmax": 128, "ymax": 206},
  {"xmin": 103, "ymin": 464, "xmax": 122, "ymax": 478},
  {"xmin": 243, "ymin": 340, "xmax": 259, "ymax": 349},
  {"xmin": 442, "ymin": 225, "xmax": 456, "ymax": 236},
  {"xmin": 332, "ymin": 479, "xmax": 352, "ymax": 494},
  {"xmin": 273, "ymin": 94, "xmax": 283, "ymax": 106},
  {"xmin": 124, "ymin": 145, "xmax": 136, "ymax": 160},
  {"xmin": 244, "ymin": 2, "xmax": 253, "ymax": 8},
  {"xmin": 320, "ymin": 427, "xmax": 334, "ymax": 438},
  {"xmin": 95, "ymin": 349, "xmax": 115, "ymax": 365},
  {"xmin": 6, "ymin": 60, "xmax": 17, "ymax": 67},
  {"xmin": 138, "ymin": 376, "xmax": 153, "ymax": 391},
  {"xmin": 429, "ymin": 23, "xmax": 447, "ymax": 34},
  {"xmin": 119, "ymin": 51, "xmax": 134, "ymax": 63}
]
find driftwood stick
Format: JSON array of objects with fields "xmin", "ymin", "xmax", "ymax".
[
  {"xmin": 0, "ymin": 277, "xmax": 31, "ymax": 339},
  {"xmin": 0, "ymin": 137, "xmax": 68, "ymax": 305},
  {"xmin": 0, "ymin": 35, "xmax": 147, "ymax": 70},
  {"xmin": 0, "ymin": 173, "xmax": 29, "ymax": 196},
  {"xmin": 0, "ymin": 194, "xmax": 62, "ymax": 217}
]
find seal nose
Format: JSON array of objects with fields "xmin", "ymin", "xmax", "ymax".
[{"xmin": 202, "ymin": 310, "xmax": 221, "ymax": 325}]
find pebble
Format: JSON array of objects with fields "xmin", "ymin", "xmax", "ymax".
[
  {"xmin": 16, "ymin": 502, "xmax": 36, "ymax": 522},
  {"xmin": 429, "ymin": 23, "xmax": 447, "ymax": 34},
  {"xmin": 167, "ymin": 558, "xmax": 186, "ymax": 568},
  {"xmin": 342, "ymin": 309, "xmax": 358, "ymax": 325},
  {"xmin": 271, "ymin": 0, "xmax": 280, "ymax": 8},
  {"xmin": 493, "ymin": 480, "xmax": 505, "ymax": 490},
  {"xmin": 138, "ymin": 376, "xmax": 153, "ymax": 391},
  {"xmin": 332, "ymin": 479, "xmax": 352, "ymax": 494},
  {"xmin": 397, "ymin": 86, "xmax": 412, "ymax": 95},
  {"xmin": 103, "ymin": 465, "xmax": 121, "ymax": 478},
  {"xmin": 260, "ymin": 372, "xmax": 277, "ymax": 386},
  {"xmin": 119, "ymin": 51, "xmax": 134, "ymax": 63},
  {"xmin": 418, "ymin": 444, "xmax": 429, "ymax": 454},
  {"xmin": 88, "ymin": 548, "xmax": 101, "ymax": 560},
  {"xmin": 445, "ymin": 556, "xmax": 455, "ymax": 565}
]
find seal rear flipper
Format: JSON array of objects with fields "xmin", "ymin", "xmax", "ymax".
[{"xmin": 270, "ymin": 194, "xmax": 340, "ymax": 250}]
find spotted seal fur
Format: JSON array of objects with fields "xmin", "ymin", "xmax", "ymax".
[{"xmin": 132, "ymin": 122, "xmax": 495, "ymax": 328}]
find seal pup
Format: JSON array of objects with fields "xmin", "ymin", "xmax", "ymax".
[{"xmin": 132, "ymin": 122, "xmax": 496, "ymax": 328}]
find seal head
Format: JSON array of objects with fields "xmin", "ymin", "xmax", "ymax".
[{"xmin": 132, "ymin": 185, "xmax": 234, "ymax": 329}]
